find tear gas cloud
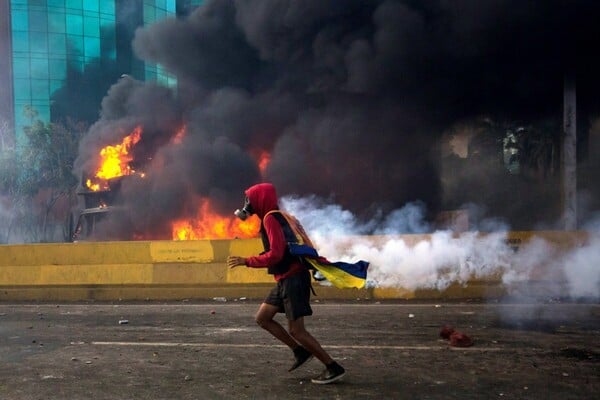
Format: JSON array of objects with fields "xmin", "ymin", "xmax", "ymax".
[{"xmin": 283, "ymin": 196, "xmax": 600, "ymax": 300}]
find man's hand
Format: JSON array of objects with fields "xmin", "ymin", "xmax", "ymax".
[{"xmin": 227, "ymin": 256, "xmax": 246, "ymax": 269}]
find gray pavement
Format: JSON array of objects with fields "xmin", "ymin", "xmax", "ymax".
[{"xmin": 0, "ymin": 300, "xmax": 599, "ymax": 400}]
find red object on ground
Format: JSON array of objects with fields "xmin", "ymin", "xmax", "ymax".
[
  {"xmin": 440, "ymin": 325, "xmax": 455, "ymax": 339},
  {"xmin": 449, "ymin": 331, "xmax": 474, "ymax": 347}
]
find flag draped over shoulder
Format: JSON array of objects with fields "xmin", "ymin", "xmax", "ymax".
[
  {"xmin": 272, "ymin": 215, "xmax": 370, "ymax": 289},
  {"xmin": 305, "ymin": 255, "xmax": 369, "ymax": 289},
  {"xmin": 286, "ymin": 243, "xmax": 368, "ymax": 289}
]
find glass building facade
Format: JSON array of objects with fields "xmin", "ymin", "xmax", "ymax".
[
  {"xmin": 0, "ymin": 0, "xmax": 200, "ymax": 145},
  {"xmin": 142, "ymin": 0, "xmax": 177, "ymax": 87},
  {"xmin": 9, "ymin": 0, "xmax": 118, "ymax": 140}
]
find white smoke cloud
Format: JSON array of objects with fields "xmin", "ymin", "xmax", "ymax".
[
  {"xmin": 282, "ymin": 196, "xmax": 600, "ymax": 299},
  {"xmin": 562, "ymin": 234, "xmax": 600, "ymax": 298}
]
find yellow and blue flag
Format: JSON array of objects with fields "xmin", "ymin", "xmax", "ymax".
[
  {"xmin": 289, "ymin": 243, "xmax": 369, "ymax": 289},
  {"xmin": 267, "ymin": 210, "xmax": 370, "ymax": 289}
]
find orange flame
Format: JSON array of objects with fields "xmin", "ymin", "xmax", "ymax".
[
  {"xmin": 86, "ymin": 126, "xmax": 143, "ymax": 191},
  {"xmin": 250, "ymin": 149, "xmax": 271, "ymax": 176},
  {"xmin": 258, "ymin": 150, "xmax": 271, "ymax": 175},
  {"xmin": 172, "ymin": 198, "xmax": 260, "ymax": 240},
  {"xmin": 172, "ymin": 125, "xmax": 186, "ymax": 145}
]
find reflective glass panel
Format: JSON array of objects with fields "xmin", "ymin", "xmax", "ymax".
[
  {"xmin": 13, "ymin": 79, "xmax": 32, "ymax": 100},
  {"xmin": 30, "ymin": 58, "xmax": 49, "ymax": 79},
  {"xmin": 50, "ymin": 79, "xmax": 64, "ymax": 94},
  {"xmin": 48, "ymin": 33, "xmax": 67, "ymax": 54},
  {"xmin": 83, "ymin": 0, "xmax": 99, "ymax": 12},
  {"xmin": 31, "ymin": 79, "xmax": 50, "ymax": 100},
  {"xmin": 67, "ymin": 35, "xmax": 83, "ymax": 56},
  {"xmin": 84, "ymin": 37, "xmax": 100, "ymax": 58},
  {"xmin": 12, "ymin": 31, "xmax": 30, "ymax": 52},
  {"xmin": 83, "ymin": 16, "xmax": 100, "ymax": 37},
  {"xmin": 48, "ymin": 11, "xmax": 66, "ymax": 33},
  {"xmin": 48, "ymin": 0, "xmax": 66, "ymax": 7},
  {"xmin": 99, "ymin": 2, "xmax": 115, "ymax": 15},
  {"xmin": 29, "ymin": 31, "xmax": 48, "ymax": 54},
  {"xmin": 48, "ymin": 58, "xmax": 67, "ymax": 79},
  {"xmin": 65, "ymin": 0, "xmax": 82, "ymax": 9},
  {"xmin": 12, "ymin": 57, "xmax": 30, "ymax": 79},
  {"xmin": 11, "ymin": 10, "xmax": 29, "ymax": 31},
  {"xmin": 66, "ymin": 14, "xmax": 83, "ymax": 35},
  {"xmin": 29, "ymin": 10, "xmax": 48, "ymax": 32}
]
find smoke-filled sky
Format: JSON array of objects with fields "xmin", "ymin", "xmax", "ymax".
[{"xmin": 74, "ymin": 0, "xmax": 600, "ymax": 238}]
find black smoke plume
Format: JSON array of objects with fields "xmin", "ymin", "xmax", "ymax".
[{"xmin": 74, "ymin": 0, "xmax": 600, "ymax": 238}]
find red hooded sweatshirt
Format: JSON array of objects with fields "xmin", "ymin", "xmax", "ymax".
[{"xmin": 244, "ymin": 183, "xmax": 305, "ymax": 281}]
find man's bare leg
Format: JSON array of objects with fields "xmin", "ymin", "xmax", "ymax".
[
  {"xmin": 288, "ymin": 317, "xmax": 333, "ymax": 365},
  {"xmin": 255, "ymin": 303, "xmax": 298, "ymax": 349}
]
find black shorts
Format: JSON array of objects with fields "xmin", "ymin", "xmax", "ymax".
[{"xmin": 264, "ymin": 270, "xmax": 313, "ymax": 321}]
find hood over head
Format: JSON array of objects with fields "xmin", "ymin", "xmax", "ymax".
[{"xmin": 245, "ymin": 183, "xmax": 279, "ymax": 218}]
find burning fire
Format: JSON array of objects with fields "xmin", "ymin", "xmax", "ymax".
[
  {"xmin": 86, "ymin": 126, "xmax": 143, "ymax": 191},
  {"xmin": 83, "ymin": 125, "xmax": 267, "ymax": 240},
  {"xmin": 172, "ymin": 198, "xmax": 260, "ymax": 240},
  {"xmin": 172, "ymin": 125, "xmax": 186, "ymax": 144},
  {"xmin": 250, "ymin": 149, "xmax": 271, "ymax": 176},
  {"xmin": 258, "ymin": 151, "xmax": 271, "ymax": 175}
]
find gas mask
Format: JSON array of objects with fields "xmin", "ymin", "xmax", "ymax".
[{"xmin": 234, "ymin": 196, "xmax": 254, "ymax": 221}]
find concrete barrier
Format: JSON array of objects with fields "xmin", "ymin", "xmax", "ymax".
[{"xmin": 0, "ymin": 231, "xmax": 589, "ymax": 301}]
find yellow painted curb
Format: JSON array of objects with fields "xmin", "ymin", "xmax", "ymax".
[{"xmin": 0, "ymin": 231, "xmax": 588, "ymax": 301}]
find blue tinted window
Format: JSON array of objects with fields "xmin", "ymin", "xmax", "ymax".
[
  {"xmin": 104, "ymin": 46, "xmax": 116, "ymax": 60},
  {"xmin": 48, "ymin": 59, "xmax": 67, "ymax": 79},
  {"xmin": 157, "ymin": 74, "xmax": 168, "ymax": 86},
  {"xmin": 14, "ymin": 108, "xmax": 29, "ymax": 129},
  {"xmin": 99, "ymin": 2, "xmax": 115, "ymax": 15},
  {"xmin": 30, "ymin": 58, "xmax": 49, "ymax": 79},
  {"xmin": 31, "ymin": 79, "xmax": 50, "ymax": 100},
  {"xmin": 50, "ymin": 79, "xmax": 64, "ymax": 95},
  {"xmin": 100, "ymin": 17, "xmax": 115, "ymax": 35},
  {"xmin": 84, "ymin": 37, "xmax": 100, "ymax": 58},
  {"xmin": 48, "ymin": 0, "xmax": 65, "ymax": 7},
  {"xmin": 12, "ymin": 57, "xmax": 30, "ymax": 78},
  {"xmin": 167, "ymin": 0, "xmax": 175, "ymax": 11},
  {"xmin": 83, "ymin": 16, "xmax": 100, "ymax": 37},
  {"xmin": 48, "ymin": 33, "xmax": 66, "ymax": 54},
  {"xmin": 70, "ymin": 59, "xmax": 84, "ymax": 72},
  {"xmin": 66, "ymin": 14, "xmax": 83, "ymax": 35},
  {"xmin": 145, "ymin": 68, "xmax": 156, "ymax": 81},
  {"xmin": 67, "ymin": 35, "xmax": 83, "ymax": 56},
  {"xmin": 11, "ymin": 10, "xmax": 29, "ymax": 31},
  {"xmin": 12, "ymin": 31, "xmax": 30, "ymax": 52},
  {"xmin": 65, "ymin": 0, "xmax": 82, "ymax": 9},
  {"xmin": 30, "ymin": 0, "xmax": 47, "ymax": 7},
  {"xmin": 83, "ymin": 0, "xmax": 98, "ymax": 12},
  {"xmin": 48, "ymin": 12, "xmax": 66, "ymax": 33},
  {"xmin": 49, "ymin": 58, "xmax": 67, "ymax": 79},
  {"xmin": 35, "ymin": 105, "xmax": 51, "ymax": 122},
  {"xmin": 13, "ymin": 79, "xmax": 32, "ymax": 101},
  {"xmin": 29, "ymin": 31, "xmax": 48, "ymax": 54},
  {"xmin": 29, "ymin": 11, "xmax": 48, "ymax": 32},
  {"xmin": 144, "ymin": 4, "xmax": 155, "ymax": 22}
]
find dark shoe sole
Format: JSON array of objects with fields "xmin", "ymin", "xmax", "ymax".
[
  {"xmin": 288, "ymin": 354, "xmax": 313, "ymax": 372},
  {"xmin": 311, "ymin": 371, "xmax": 346, "ymax": 384}
]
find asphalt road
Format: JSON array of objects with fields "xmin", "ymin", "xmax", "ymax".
[{"xmin": 0, "ymin": 299, "xmax": 598, "ymax": 400}]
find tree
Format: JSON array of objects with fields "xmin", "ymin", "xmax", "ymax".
[
  {"xmin": 0, "ymin": 108, "xmax": 86, "ymax": 242},
  {"xmin": 510, "ymin": 120, "xmax": 560, "ymax": 180},
  {"xmin": 0, "ymin": 132, "xmax": 21, "ymax": 243}
]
